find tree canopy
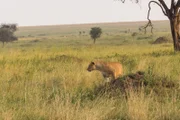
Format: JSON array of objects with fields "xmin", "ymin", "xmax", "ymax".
[
  {"xmin": 89, "ymin": 27, "xmax": 102, "ymax": 44},
  {"xmin": 0, "ymin": 24, "xmax": 18, "ymax": 47}
]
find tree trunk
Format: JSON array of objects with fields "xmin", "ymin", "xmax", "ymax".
[
  {"xmin": 93, "ymin": 39, "xmax": 96, "ymax": 44},
  {"xmin": 170, "ymin": 12, "xmax": 180, "ymax": 51},
  {"xmin": 2, "ymin": 42, "xmax": 4, "ymax": 47}
]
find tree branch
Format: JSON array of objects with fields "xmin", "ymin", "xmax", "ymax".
[
  {"xmin": 171, "ymin": 0, "xmax": 175, "ymax": 12},
  {"xmin": 174, "ymin": 1, "xmax": 180, "ymax": 17},
  {"xmin": 176, "ymin": 0, "xmax": 180, "ymax": 8},
  {"xmin": 141, "ymin": 1, "xmax": 157, "ymax": 33},
  {"xmin": 119, "ymin": 0, "xmax": 139, "ymax": 3},
  {"xmin": 121, "ymin": 0, "xmax": 126, "ymax": 3},
  {"xmin": 158, "ymin": 0, "xmax": 170, "ymax": 17},
  {"xmin": 150, "ymin": 1, "xmax": 167, "ymax": 16},
  {"xmin": 141, "ymin": 0, "xmax": 171, "ymax": 34}
]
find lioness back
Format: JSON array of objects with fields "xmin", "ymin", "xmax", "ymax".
[{"xmin": 87, "ymin": 61, "xmax": 123, "ymax": 80}]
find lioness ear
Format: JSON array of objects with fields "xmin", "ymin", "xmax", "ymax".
[{"xmin": 91, "ymin": 62, "xmax": 95, "ymax": 65}]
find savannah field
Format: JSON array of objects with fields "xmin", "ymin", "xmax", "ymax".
[{"xmin": 0, "ymin": 20, "xmax": 180, "ymax": 120}]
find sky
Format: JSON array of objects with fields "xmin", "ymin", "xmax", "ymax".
[{"xmin": 0, "ymin": 0, "xmax": 171, "ymax": 26}]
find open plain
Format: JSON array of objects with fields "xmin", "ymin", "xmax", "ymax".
[{"xmin": 0, "ymin": 20, "xmax": 179, "ymax": 120}]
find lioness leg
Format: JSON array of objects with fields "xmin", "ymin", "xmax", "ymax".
[
  {"xmin": 102, "ymin": 72, "xmax": 111, "ymax": 82},
  {"xmin": 112, "ymin": 72, "xmax": 117, "ymax": 80}
]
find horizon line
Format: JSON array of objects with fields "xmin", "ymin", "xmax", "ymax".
[{"xmin": 18, "ymin": 19, "xmax": 168, "ymax": 27}]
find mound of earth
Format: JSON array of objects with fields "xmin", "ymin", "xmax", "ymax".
[
  {"xmin": 110, "ymin": 71, "xmax": 146, "ymax": 90},
  {"xmin": 93, "ymin": 71, "xmax": 176, "ymax": 98},
  {"xmin": 93, "ymin": 71, "xmax": 146, "ymax": 96},
  {"xmin": 153, "ymin": 37, "xmax": 171, "ymax": 44}
]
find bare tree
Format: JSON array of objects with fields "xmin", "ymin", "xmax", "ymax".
[{"xmin": 119, "ymin": 0, "xmax": 180, "ymax": 51}]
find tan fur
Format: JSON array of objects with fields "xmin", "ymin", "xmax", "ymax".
[{"xmin": 87, "ymin": 61, "xmax": 123, "ymax": 81}]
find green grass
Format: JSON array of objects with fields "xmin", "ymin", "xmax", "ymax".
[{"xmin": 0, "ymin": 20, "xmax": 180, "ymax": 120}]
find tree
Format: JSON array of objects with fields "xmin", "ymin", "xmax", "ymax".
[
  {"xmin": 0, "ymin": 24, "xmax": 18, "ymax": 47},
  {"xmin": 119, "ymin": 0, "xmax": 180, "ymax": 52},
  {"xmin": 89, "ymin": 27, "xmax": 102, "ymax": 44},
  {"xmin": 79, "ymin": 31, "xmax": 82, "ymax": 36}
]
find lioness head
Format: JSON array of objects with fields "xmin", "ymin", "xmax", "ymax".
[{"xmin": 87, "ymin": 62, "xmax": 96, "ymax": 72}]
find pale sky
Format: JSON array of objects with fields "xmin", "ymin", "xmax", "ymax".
[{"xmin": 0, "ymin": 0, "xmax": 171, "ymax": 26}]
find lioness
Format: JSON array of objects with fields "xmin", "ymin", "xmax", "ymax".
[{"xmin": 87, "ymin": 61, "xmax": 123, "ymax": 82}]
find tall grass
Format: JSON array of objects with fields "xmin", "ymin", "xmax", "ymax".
[{"xmin": 0, "ymin": 22, "xmax": 179, "ymax": 119}]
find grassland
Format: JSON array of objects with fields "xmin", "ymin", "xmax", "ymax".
[{"xmin": 0, "ymin": 20, "xmax": 180, "ymax": 120}]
